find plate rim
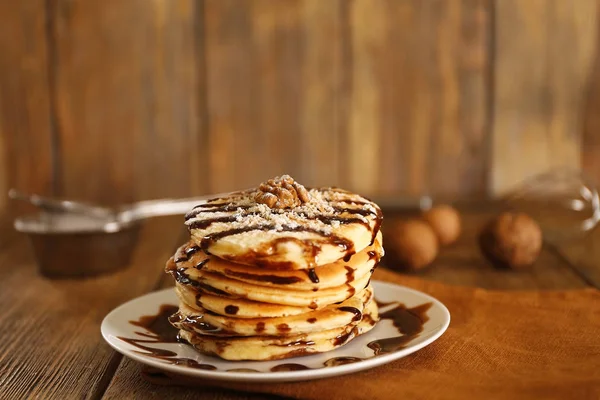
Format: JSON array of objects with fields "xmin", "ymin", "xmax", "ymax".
[{"xmin": 101, "ymin": 280, "xmax": 451, "ymax": 382}]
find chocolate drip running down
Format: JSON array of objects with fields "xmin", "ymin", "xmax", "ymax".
[
  {"xmin": 185, "ymin": 245, "xmax": 200, "ymax": 257},
  {"xmin": 174, "ymin": 244, "xmax": 201, "ymax": 263},
  {"xmin": 306, "ymin": 268, "xmax": 320, "ymax": 283},
  {"xmin": 171, "ymin": 268, "xmax": 232, "ymax": 298},
  {"xmin": 338, "ymin": 306, "xmax": 362, "ymax": 322},
  {"xmin": 333, "ymin": 327, "xmax": 357, "ymax": 346},
  {"xmin": 169, "ymin": 312, "xmax": 235, "ymax": 336},
  {"xmin": 172, "ymin": 267, "xmax": 198, "ymax": 287},
  {"xmin": 369, "ymin": 207, "xmax": 383, "ymax": 245},
  {"xmin": 346, "ymin": 285, "xmax": 356, "ymax": 297},
  {"xmin": 345, "ymin": 266, "xmax": 355, "ymax": 283},
  {"xmin": 277, "ymin": 339, "xmax": 316, "ymax": 347}
]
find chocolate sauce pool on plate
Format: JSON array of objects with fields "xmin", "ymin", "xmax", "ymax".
[
  {"xmin": 117, "ymin": 298, "xmax": 433, "ymax": 372},
  {"xmin": 367, "ymin": 302, "xmax": 433, "ymax": 355},
  {"xmin": 118, "ymin": 304, "xmax": 217, "ymax": 370}
]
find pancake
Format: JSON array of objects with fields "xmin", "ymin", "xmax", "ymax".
[
  {"xmin": 185, "ymin": 178, "xmax": 382, "ymax": 270},
  {"xmin": 177, "ymin": 300, "xmax": 380, "ymax": 361},
  {"xmin": 171, "ymin": 286, "xmax": 373, "ymax": 337},
  {"xmin": 174, "ymin": 284, "xmax": 313, "ymax": 318},
  {"xmin": 173, "ymin": 271, "xmax": 371, "ymax": 308},
  {"xmin": 169, "ymin": 232, "xmax": 383, "ymax": 291}
]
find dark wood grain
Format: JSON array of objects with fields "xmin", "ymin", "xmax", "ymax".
[
  {"xmin": 0, "ymin": 216, "xmax": 183, "ymax": 400},
  {"xmin": 203, "ymin": 0, "xmax": 342, "ymax": 193},
  {"xmin": 50, "ymin": 0, "xmax": 205, "ymax": 205},
  {"xmin": 582, "ymin": 2, "xmax": 600, "ymax": 185},
  {"xmin": 103, "ymin": 357, "xmax": 272, "ymax": 400},
  {"xmin": 1, "ymin": 0, "xmax": 599, "ymax": 202},
  {"xmin": 0, "ymin": 0, "xmax": 55, "ymax": 211},
  {"xmin": 491, "ymin": 0, "xmax": 597, "ymax": 196},
  {"xmin": 342, "ymin": 0, "xmax": 489, "ymax": 197}
]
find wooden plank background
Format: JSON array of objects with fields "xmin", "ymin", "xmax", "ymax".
[{"xmin": 0, "ymin": 0, "xmax": 599, "ymax": 207}]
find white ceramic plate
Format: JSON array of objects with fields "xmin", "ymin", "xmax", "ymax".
[{"xmin": 101, "ymin": 280, "xmax": 450, "ymax": 382}]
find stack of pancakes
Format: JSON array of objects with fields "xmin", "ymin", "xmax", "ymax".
[{"xmin": 165, "ymin": 176, "xmax": 384, "ymax": 361}]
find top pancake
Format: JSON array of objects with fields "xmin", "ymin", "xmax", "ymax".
[{"xmin": 185, "ymin": 178, "xmax": 383, "ymax": 270}]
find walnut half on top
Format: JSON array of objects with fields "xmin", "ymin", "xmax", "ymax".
[{"xmin": 255, "ymin": 175, "xmax": 311, "ymax": 209}]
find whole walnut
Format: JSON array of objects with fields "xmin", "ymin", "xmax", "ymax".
[
  {"xmin": 479, "ymin": 212, "xmax": 542, "ymax": 269},
  {"xmin": 422, "ymin": 205, "xmax": 461, "ymax": 246},
  {"xmin": 386, "ymin": 219, "xmax": 438, "ymax": 271},
  {"xmin": 255, "ymin": 175, "xmax": 310, "ymax": 209}
]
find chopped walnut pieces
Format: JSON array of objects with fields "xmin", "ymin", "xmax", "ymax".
[{"xmin": 255, "ymin": 175, "xmax": 311, "ymax": 209}]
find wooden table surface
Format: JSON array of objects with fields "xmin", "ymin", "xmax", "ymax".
[{"xmin": 1, "ymin": 205, "xmax": 598, "ymax": 400}]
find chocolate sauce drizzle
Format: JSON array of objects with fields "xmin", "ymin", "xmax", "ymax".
[
  {"xmin": 333, "ymin": 327, "xmax": 356, "ymax": 346},
  {"xmin": 306, "ymin": 268, "xmax": 320, "ymax": 283},
  {"xmin": 175, "ymin": 244, "xmax": 201, "ymax": 263},
  {"xmin": 338, "ymin": 306, "xmax": 362, "ymax": 322},
  {"xmin": 194, "ymin": 260, "xmax": 209, "ymax": 270},
  {"xmin": 346, "ymin": 285, "xmax": 356, "ymax": 297},
  {"xmin": 345, "ymin": 266, "xmax": 355, "ymax": 283},
  {"xmin": 224, "ymin": 305, "xmax": 239, "ymax": 315},
  {"xmin": 118, "ymin": 304, "xmax": 217, "ymax": 370},
  {"xmin": 169, "ymin": 312, "xmax": 233, "ymax": 336},
  {"xmin": 171, "ymin": 268, "xmax": 231, "ymax": 297},
  {"xmin": 270, "ymin": 363, "xmax": 310, "ymax": 372},
  {"xmin": 172, "ymin": 267, "xmax": 197, "ymax": 287},
  {"xmin": 369, "ymin": 207, "xmax": 383, "ymax": 245},
  {"xmin": 193, "ymin": 282, "xmax": 230, "ymax": 297},
  {"xmin": 223, "ymin": 268, "xmax": 304, "ymax": 285},
  {"xmin": 277, "ymin": 339, "xmax": 316, "ymax": 347},
  {"xmin": 186, "ymin": 245, "xmax": 200, "ymax": 257}
]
